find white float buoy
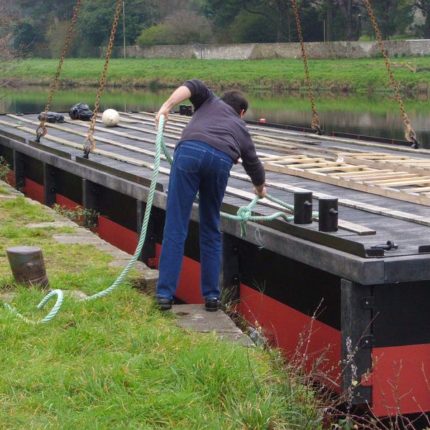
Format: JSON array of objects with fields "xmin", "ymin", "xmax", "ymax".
[{"xmin": 102, "ymin": 109, "xmax": 120, "ymax": 127}]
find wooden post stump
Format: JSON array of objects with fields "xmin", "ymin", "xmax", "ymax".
[{"xmin": 6, "ymin": 246, "xmax": 49, "ymax": 288}]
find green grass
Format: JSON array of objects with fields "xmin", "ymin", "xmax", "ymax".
[
  {"xmin": 0, "ymin": 197, "xmax": 54, "ymax": 226},
  {"xmin": 0, "ymin": 189, "xmax": 322, "ymax": 429},
  {"xmin": 0, "ymin": 185, "xmax": 11, "ymax": 194},
  {"xmin": 248, "ymin": 90, "xmax": 430, "ymax": 118},
  {"xmin": 2, "ymin": 57, "xmax": 430, "ymax": 92}
]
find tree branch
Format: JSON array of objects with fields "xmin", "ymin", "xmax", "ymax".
[{"xmin": 243, "ymin": 4, "xmax": 276, "ymax": 24}]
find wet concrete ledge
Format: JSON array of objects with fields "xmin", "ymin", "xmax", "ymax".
[{"xmin": 172, "ymin": 304, "xmax": 254, "ymax": 347}]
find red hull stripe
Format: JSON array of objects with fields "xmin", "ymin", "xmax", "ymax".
[
  {"xmin": 56, "ymin": 194, "xmax": 80, "ymax": 210},
  {"xmin": 98, "ymin": 216, "xmax": 138, "ymax": 256},
  {"xmin": 239, "ymin": 284, "xmax": 341, "ymax": 388},
  {"xmin": 175, "ymin": 256, "xmax": 204, "ymax": 304},
  {"xmin": 152, "ymin": 248, "xmax": 340, "ymax": 380},
  {"xmin": 155, "ymin": 243, "xmax": 204, "ymax": 304},
  {"xmin": 372, "ymin": 344, "xmax": 430, "ymax": 416},
  {"xmin": 6, "ymin": 171, "xmax": 15, "ymax": 187},
  {"xmin": 23, "ymin": 178, "xmax": 44, "ymax": 204}
]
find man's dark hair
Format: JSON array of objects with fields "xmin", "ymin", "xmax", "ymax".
[{"xmin": 221, "ymin": 90, "xmax": 248, "ymax": 115}]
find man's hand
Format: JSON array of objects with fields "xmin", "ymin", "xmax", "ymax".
[
  {"xmin": 254, "ymin": 184, "xmax": 267, "ymax": 198},
  {"xmin": 155, "ymin": 104, "xmax": 170, "ymax": 130}
]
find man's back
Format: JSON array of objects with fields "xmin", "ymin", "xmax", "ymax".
[
  {"xmin": 181, "ymin": 94, "xmax": 248, "ymax": 161},
  {"xmin": 180, "ymin": 79, "xmax": 265, "ymax": 187}
]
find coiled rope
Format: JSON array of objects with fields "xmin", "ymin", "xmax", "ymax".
[{"xmin": 3, "ymin": 114, "xmax": 303, "ymax": 323}]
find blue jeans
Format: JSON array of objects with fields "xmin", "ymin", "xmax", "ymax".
[{"xmin": 156, "ymin": 140, "xmax": 233, "ymax": 301}]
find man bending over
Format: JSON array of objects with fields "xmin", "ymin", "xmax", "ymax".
[{"xmin": 155, "ymin": 79, "xmax": 266, "ymax": 311}]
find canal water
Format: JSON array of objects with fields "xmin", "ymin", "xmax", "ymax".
[{"xmin": 1, "ymin": 86, "xmax": 429, "ymax": 146}]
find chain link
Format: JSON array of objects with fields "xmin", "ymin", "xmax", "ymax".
[
  {"xmin": 290, "ymin": 0, "xmax": 322, "ymax": 135},
  {"xmin": 363, "ymin": 0, "xmax": 419, "ymax": 148},
  {"xmin": 84, "ymin": 0, "xmax": 123, "ymax": 158},
  {"xmin": 35, "ymin": 0, "xmax": 82, "ymax": 142}
]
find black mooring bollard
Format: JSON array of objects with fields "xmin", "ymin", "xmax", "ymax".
[
  {"xmin": 6, "ymin": 246, "xmax": 49, "ymax": 288},
  {"xmin": 318, "ymin": 198, "xmax": 338, "ymax": 232},
  {"xmin": 294, "ymin": 191, "xmax": 313, "ymax": 224}
]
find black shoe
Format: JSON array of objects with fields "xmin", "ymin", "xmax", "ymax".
[
  {"xmin": 205, "ymin": 297, "xmax": 220, "ymax": 312},
  {"xmin": 156, "ymin": 297, "xmax": 173, "ymax": 311}
]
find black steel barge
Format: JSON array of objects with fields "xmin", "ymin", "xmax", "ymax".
[{"xmin": 1, "ymin": 112, "xmax": 429, "ymax": 419}]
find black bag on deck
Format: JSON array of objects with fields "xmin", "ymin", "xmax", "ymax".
[
  {"xmin": 38, "ymin": 112, "xmax": 65, "ymax": 123},
  {"xmin": 69, "ymin": 103, "xmax": 93, "ymax": 121}
]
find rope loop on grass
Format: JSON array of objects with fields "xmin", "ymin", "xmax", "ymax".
[{"xmin": 3, "ymin": 289, "xmax": 64, "ymax": 325}]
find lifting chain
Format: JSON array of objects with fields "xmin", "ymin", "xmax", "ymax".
[
  {"xmin": 84, "ymin": 0, "xmax": 123, "ymax": 158},
  {"xmin": 35, "ymin": 0, "xmax": 82, "ymax": 143},
  {"xmin": 363, "ymin": 0, "xmax": 419, "ymax": 148},
  {"xmin": 290, "ymin": 0, "xmax": 322, "ymax": 135}
]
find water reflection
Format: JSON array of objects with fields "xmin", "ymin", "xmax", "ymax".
[
  {"xmin": 0, "ymin": 87, "xmax": 170, "ymax": 117},
  {"xmin": 1, "ymin": 86, "xmax": 429, "ymax": 146}
]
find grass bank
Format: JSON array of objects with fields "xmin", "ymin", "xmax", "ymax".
[
  {"xmin": 2, "ymin": 57, "xmax": 430, "ymax": 93},
  {"xmin": 0, "ymin": 182, "xmax": 322, "ymax": 429}
]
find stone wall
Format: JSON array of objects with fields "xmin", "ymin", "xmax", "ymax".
[{"xmin": 121, "ymin": 40, "xmax": 430, "ymax": 60}]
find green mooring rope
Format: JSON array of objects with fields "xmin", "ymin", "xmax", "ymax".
[
  {"xmin": 3, "ymin": 289, "xmax": 64, "ymax": 325},
  {"xmin": 222, "ymin": 195, "xmax": 294, "ymax": 237},
  {"xmin": 3, "ymin": 116, "xmax": 165, "ymax": 324},
  {"xmin": 3, "ymin": 115, "xmax": 307, "ymax": 324}
]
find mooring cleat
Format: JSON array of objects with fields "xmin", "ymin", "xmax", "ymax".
[
  {"xmin": 35, "ymin": 125, "xmax": 47, "ymax": 143},
  {"xmin": 83, "ymin": 140, "xmax": 92, "ymax": 159},
  {"xmin": 314, "ymin": 125, "xmax": 323, "ymax": 136}
]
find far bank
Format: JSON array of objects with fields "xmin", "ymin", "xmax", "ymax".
[{"xmin": 1, "ymin": 57, "xmax": 430, "ymax": 94}]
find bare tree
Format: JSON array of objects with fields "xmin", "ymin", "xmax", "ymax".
[
  {"xmin": 325, "ymin": 0, "xmax": 334, "ymax": 41},
  {"xmin": 414, "ymin": 0, "xmax": 430, "ymax": 37},
  {"xmin": 337, "ymin": 0, "xmax": 352, "ymax": 40},
  {"xmin": 156, "ymin": 0, "xmax": 195, "ymax": 19},
  {"xmin": 268, "ymin": 0, "xmax": 291, "ymax": 42},
  {"xmin": 164, "ymin": 10, "xmax": 213, "ymax": 44},
  {"xmin": 0, "ymin": 0, "xmax": 20, "ymax": 98},
  {"xmin": 0, "ymin": 2, "xmax": 16, "ymax": 59},
  {"xmin": 228, "ymin": 0, "xmax": 292, "ymax": 42}
]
